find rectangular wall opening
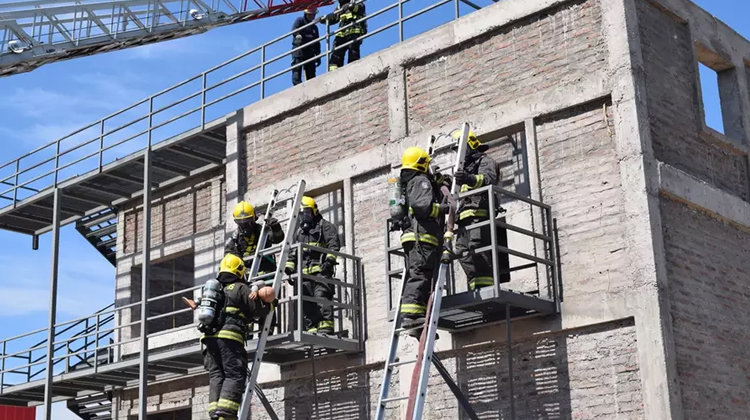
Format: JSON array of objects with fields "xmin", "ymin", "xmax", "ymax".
[
  {"xmin": 698, "ymin": 63, "xmax": 724, "ymax": 133},
  {"xmin": 696, "ymin": 43, "xmax": 745, "ymax": 142},
  {"xmin": 130, "ymin": 252, "xmax": 195, "ymax": 338}
]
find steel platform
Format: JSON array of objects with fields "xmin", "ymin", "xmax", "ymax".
[
  {"xmin": 438, "ymin": 287, "xmax": 557, "ymax": 332},
  {"xmin": 0, "ymin": 124, "xmax": 227, "ymax": 236},
  {"xmin": 0, "ymin": 331, "xmax": 359, "ymax": 406}
]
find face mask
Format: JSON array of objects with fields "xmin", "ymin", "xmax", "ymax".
[
  {"xmin": 237, "ymin": 219, "xmax": 254, "ymax": 234},
  {"xmin": 300, "ymin": 209, "xmax": 315, "ymax": 232}
]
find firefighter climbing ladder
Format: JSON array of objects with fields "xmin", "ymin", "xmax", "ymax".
[
  {"xmin": 375, "ymin": 123, "xmax": 481, "ymax": 420},
  {"xmin": 238, "ymin": 179, "xmax": 306, "ymax": 420}
]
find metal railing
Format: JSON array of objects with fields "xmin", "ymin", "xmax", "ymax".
[
  {"xmin": 0, "ymin": 303, "xmax": 115, "ymax": 390},
  {"xmin": 0, "ymin": 243, "xmax": 363, "ymax": 391},
  {"xmin": 0, "ymin": 0, "xmax": 487, "ymax": 214},
  {"xmin": 385, "ymin": 184, "xmax": 561, "ymax": 313}
]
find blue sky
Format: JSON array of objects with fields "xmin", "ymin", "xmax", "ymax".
[{"xmin": 0, "ymin": 0, "xmax": 743, "ymax": 418}]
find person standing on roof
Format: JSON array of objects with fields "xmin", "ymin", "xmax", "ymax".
[
  {"xmin": 284, "ymin": 196, "xmax": 341, "ymax": 335},
  {"xmin": 397, "ymin": 147, "xmax": 449, "ymax": 336},
  {"xmin": 291, "ymin": 7, "xmax": 321, "ymax": 86},
  {"xmin": 323, "ymin": 0, "xmax": 366, "ymax": 71},
  {"xmin": 225, "ymin": 201, "xmax": 284, "ymax": 275},
  {"xmin": 452, "ymin": 130, "xmax": 510, "ymax": 291},
  {"xmin": 187, "ymin": 254, "xmax": 277, "ymax": 420}
]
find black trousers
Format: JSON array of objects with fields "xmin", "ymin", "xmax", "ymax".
[
  {"xmin": 291, "ymin": 51, "xmax": 317, "ymax": 85},
  {"xmin": 456, "ymin": 216, "xmax": 510, "ymax": 290},
  {"xmin": 203, "ymin": 337, "xmax": 247, "ymax": 419},
  {"xmin": 302, "ymin": 276, "xmax": 335, "ymax": 331},
  {"xmin": 329, "ymin": 34, "xmax": 361, "ymax": 70},
  {"xmin": 400, "ymin": 241, "xmax": 439, "ymax": 317}
]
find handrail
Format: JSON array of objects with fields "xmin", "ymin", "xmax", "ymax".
[
  {"xmin": 0, "ymin": 243, "xmax": 365, "ymax": 390},
  {"xmin": 0, "ymin": 0, "xmax": 483, "ymax": 216}
]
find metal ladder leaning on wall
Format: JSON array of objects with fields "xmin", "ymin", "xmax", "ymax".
[
  {"xmin": 236, "ymin": 179, "xmax": 306, "ymax": 420},
  {"xmin": 375, "ymin": 123, "xmax": 481, "ymax": 420}
]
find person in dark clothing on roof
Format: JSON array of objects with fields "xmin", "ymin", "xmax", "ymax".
[{"xmin": 291, "ymin": 7, "xmax": 322, "ymax": 85}]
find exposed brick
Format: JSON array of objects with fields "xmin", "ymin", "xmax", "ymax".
[
  {"xmin": 636, "ymin": 0, "xmax": 749, "ymax": 201},
  {"xmin": 536, "ymin": 100, "xmax": 628, "ymax": 297},
  {"xmin": 244, "ymin": 78, "xmax": 390, "ymax": 192},
  {"xmin": 406, "ymin": 0, "xmax": 607, "ymax": 135},
  {"xmin": 660, "ymin": 197, "xmax": 750, "ymax": 420}
]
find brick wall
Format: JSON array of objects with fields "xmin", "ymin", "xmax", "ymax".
[
  {"xmin": 352, "ymin": 167, "xmax": 392, "ymax": 343},
  {"xmin": 636, "ymin": 0, "xmax": 749, "ymax": 201},
  {"xmin": 244, "ymin": 78, "xmax": 389, "ymax": 192},
  {"xmin": 122, "ymin": 175, "xmax": 219, "ymax": 255},
  {"xmin": 405, "ymin": 0, "xmax": 606, "ymax": 135},
  {"xmin": 660, "ymin": 197, "xmax": 750, "ymax": 419},
  {"xmin": 536, "ymin": 99, "xmax": 628, "ymax": 298}
]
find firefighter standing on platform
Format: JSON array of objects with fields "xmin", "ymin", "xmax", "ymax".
[
  {"xmin": 284, "ymin": 196, "xmax": 341, "ymax": 334},
  {"xmin": 196, "ymin": 254, "xmax": 276, "ymax": 420},
  {"xmin": 323, "ymin": 0, "xmax": 367, "ymax": 71},
  {"xmin": 397, "ymin": 147, "xmax": 449, "ymax": 333},
  {"xmin": 453, "ymin": 130, "xmax": 510, "ymax": 290},
  {"xmin": 291, "ymin": 7, "xmax": 321, "ymax": 85},
  {"xmin": 225, "ymin": 201, "xmax": 284, "ymax": 275}
]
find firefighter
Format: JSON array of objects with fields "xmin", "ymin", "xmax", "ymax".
[
  {"xmin": 195, "ymin": 254, "xmax": 276, "ymax": 420},
  {"xmin": 225, "ymin": 201, "xmax": 284, "ymax": 275},
  {"xmin": 291, "ymin": 7, "xmax": 321, "ymax": 86},
  {"xmin": 452, "ymin": 130, "xmax": 510, "ymax": 291},
  {"xmin": 397, "ymin": 147, "xmax": 448, "ymax": 333},
  {"xmin": 323, "ymin": 0, "xmax": 366, "ymax": 71},
  {"xmin": 284, "ymin": 196, "xmax": 341, "ymax": 334}
]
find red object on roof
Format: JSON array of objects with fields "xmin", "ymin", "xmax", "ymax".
[{"xmin": 0, "ymin": 405, "xmax": 36, "ymax": 420}]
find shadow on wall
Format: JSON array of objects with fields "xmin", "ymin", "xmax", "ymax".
[
  {"xmin": 452, "ymin": 318, "xmax": 570, "ymax": 420},
  {"xmin": 283, "ymin": 365, "xmax": 371, "ymax": 420}
]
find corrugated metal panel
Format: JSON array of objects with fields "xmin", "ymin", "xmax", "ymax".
[{"xmin": 0, "ymin": 405, "xmax": 36, "ymax": 420}]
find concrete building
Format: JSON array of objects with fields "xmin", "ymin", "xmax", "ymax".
[{"xmin": 0, "ymin": 0, "xmax": 748, "ymax": 419}]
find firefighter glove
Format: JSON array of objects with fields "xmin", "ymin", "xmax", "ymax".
[
  {"xmin": 266, "ymin": 216, "xmax": 282, "ymax": 232},
  {"xmin": 321, "ymin": 260, "xmax": 335, "ymax": 276},
  {"xmin": 293, "ymin": 34, "xmax": 302, "ymax": 46},
  {"xmin": 315, "ymin": 58, "xmax": 321, "ymax": 67},
  {"xmin": 454, "ymin": 168, "xmax": 474, "ymax": 186},
  {"xmin": 284, "ymin": 265, "xmax": 296, "ymax": 276}
]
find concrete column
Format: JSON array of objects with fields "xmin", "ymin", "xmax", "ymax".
[
  {"xmin": 605, "ymin": 0, "xmax": 684, "ymax": 418},
  {"xmin": 388, "ymin": 66, "xmax": 409, "ymax": 142}
]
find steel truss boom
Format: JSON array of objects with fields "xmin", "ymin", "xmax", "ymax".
[{"xmin": 0, "ymin": 0, "xmax": 333, "ymax": 77}]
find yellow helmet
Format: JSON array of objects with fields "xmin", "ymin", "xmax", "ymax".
[
  {"xmin": 233, "ymin": 201, "xmax": 255, "ymax": 221},
  {"xmin": 219, "ymin": 254, "xmax": 246, "ymax": 279},
  {"xmin": 451, "ymin": 129, "xmax": 482, "ymax": 150},
  {"xmin": 301, "ymin": 196, "xmax": 319, "ymax": 215},
  {"xmin": 401, "ymin": 147, "xmax": 431, "ymax": 173}
]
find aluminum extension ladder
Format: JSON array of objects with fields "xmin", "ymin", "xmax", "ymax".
[
  {"xmin": 236, "ymin": 179, "xmax": 306, "ymax": 420},
  {"xmin": 375, "ymin": 124, "xmax": 480, "ymax": 420}
]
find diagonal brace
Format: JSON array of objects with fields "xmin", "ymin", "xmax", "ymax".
[{"xmin": 432, "ymin": 354, "xmax": 480, "ymax": 420}]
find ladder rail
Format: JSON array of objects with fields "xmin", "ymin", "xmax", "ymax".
[
  {"xmin": 238, "ymin": 179, "xmax": 305, "ymax": 420},
  {"xmin": 243, "ymin": 188, "xmax": 280, "ymax": 280}
]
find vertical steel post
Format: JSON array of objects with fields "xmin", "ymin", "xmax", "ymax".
[
  {"xmin": 94, "ymin": 313, "xmax": 100, "ymax": 372},
  {"xmin": 398, "ymin": 0, "xmax": 403, "ymax": 42},
  {"xmin": 54, "ymin": 140, "xmax": 61, "ymax": 186},
  {"xmin": 12, "ymin": 160, "xmax": 19, "ymax": 206},
  {"xmin": 43, "ymin": 188, "xmax": 62, "ymax": 420},
  {"xmin": 201, "ymin": 73, "xmax": 207, "ymax": 129},
  {"xmin": 325, "ymin": 21, "xmax": 330, "ymax": 73},
  {"xmin": 138, "ymin": 147, "xmax": 152, "ymax": 420},
  {"xmin": 1, "ymin": 341, "xmax": 6, "ymax": 392},
  {"xmin": 297, "ymin": 245, "xmax": 303, "ymax": 335},
  {"xmin": 454, "ymin": 0, "xmax": 460, "ymax": 19},
  {"xmin": 98, "ymin": 120, "xmax": 105, "ymax": 172},
  {"xmin": 260, "ymin": 46, "xmax": 265, "ymax": 99},
  {"xmin": 488, "ymin": 187, "xmax": 501, "ymax": 296},
  {"xmin": 506, "ymin": 305, "xmax": 515, "ymax": 420},
  {"xmin": 548, "ymin": 210, "xmax": 560, "ymax": 311}
]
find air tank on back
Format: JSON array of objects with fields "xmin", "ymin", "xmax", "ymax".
[{"xmin": 197, "ymin": 279, "xmax": 223, "ymax": 326}]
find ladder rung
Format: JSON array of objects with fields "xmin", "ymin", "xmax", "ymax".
[
  {"xmin": 395, "ymin": 325, "xmax": 423, "ymax": 334},
  {"xmin": 390, "ymin": 358, "xmax": 416, "ymax": 367},
  {"xmin": 381, "ymin": 395, "xmax": 409, "ymax": 404}
]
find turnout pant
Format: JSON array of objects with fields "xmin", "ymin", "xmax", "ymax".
[
  {"xmin": 203, "ymin": 337, "xmax": 248, "ymax": 419},
  {"xmin": 329, "ymin": 34, "xmax": 361, "ymax": 71},
  {"xmin": 400, "ymin": 241, "xmax": 439, "ymax": 318},
  {"xmin": 291, "ymin": 50, "xmax": 317, "ymax": 85},
  {"xmin": 456, "ymin": 216, "xmax": 510, "ymax": 290},
  {"xmin": 302, "ymin": 276, "xmax": 335, "ymax": 331}
]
